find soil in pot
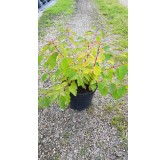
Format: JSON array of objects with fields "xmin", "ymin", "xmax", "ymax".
[{"xmin": 70, "ymin": 86, "xmax": 97, "ymax": 111}]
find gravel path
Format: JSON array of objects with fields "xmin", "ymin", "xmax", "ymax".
[
  {"xmin": 67, "ymin": 0, "xmax": 108, "ymax": 36},
  {"xmin": 38, "ymin": 0, "xmax": 128, "ymax": 159},
  {"xmin": 119, "ymin": 0, "xmax": 128, "ymax": 7}
]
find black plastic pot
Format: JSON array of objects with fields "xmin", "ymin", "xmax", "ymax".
[{"xmin": 70, "ymin": 88, "xmax": 97, "ymax": 111}]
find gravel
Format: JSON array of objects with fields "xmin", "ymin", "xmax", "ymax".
[
  {"xmin": 119, "ymin": 0, "xmax": 128, "ymax": 7},
  {"xmin": 39, "ymin": 91, "xmax": 128, "ymax": 160},
  {"xmin": 38, "ymin": 0, "xmax": 128, "ymax": 159}
]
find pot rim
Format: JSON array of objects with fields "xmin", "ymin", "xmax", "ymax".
[{"xmin": 75, "ymin": 87, "xmax": 97, "ymax": 96}]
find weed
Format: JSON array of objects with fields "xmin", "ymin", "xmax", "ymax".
[
  {"xmin": 87, "ymin": 107, "xmax": 95, "ymax": 115},
  {"xmin": 111, "ymin": 113, "xmax": 128, "ymax": 137},
  {"xmin": 104, "ymin": 104, "xmax": 114, "ymax": 112},
  {"xmin": 104, "ymin": 103, "xmax": 128, "ymax": 146},
  {"xmin": 60, "ymin": 139, "xmax": 69, "ymax": 146},
  {"xmin": 104, "ymin": 104, "xmax": 119, "ymax": 113},
  {"xmin": 80, "ymin": 147, "xmax": 86, "ymax": 156},
  {"xmin": 62, "ymin": 131, "xmax": 70, "ymax": 139},
  {"xmin": 113, "ymin": 37, "xmax": 128, "ymax": 50},
  {"xmin": 54, "ymin": 153, "xmax": 60, "ymax": 160}
]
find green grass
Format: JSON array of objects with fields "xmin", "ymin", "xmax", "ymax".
[
  {"xmin": 80, "ymin": 147, "xmax": 86, "ymax": 157},
  {"xmin": 38, "ymin": 0, "xmax": 76, "ymax": 37},
  {"xmin": 62, "ymin": 131, "xmax": 70, "ymax": 139},
  {"xmin": 94, "ymin": 0, "xmax": 128, "ymax": 50},
  {"xmin": 104, "ymin": 104, "xmax": 128, "ymax": 143}
]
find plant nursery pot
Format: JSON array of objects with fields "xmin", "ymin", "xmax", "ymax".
[{"xmin": 70, "ymin": 87, "xmax": 97, "ymax": 111}]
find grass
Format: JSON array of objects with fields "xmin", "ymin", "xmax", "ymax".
[
  {"xmin": 38, "ymin": 0, "xmax": 76, "ymax": 37},
  {"xmin": 80, "ymin": 147, "xmax": 86, "ymax": 157},
  {"xmin": 54, "ymin": 153, "xmax": 60, "ymax": 160},
  {"xmin": 62, "ymin": 131, "xmax": 70, "ymax": 139},
  {"xmin": 94, "ymin": 0, "xmax": 128, "ymax": 50},
  {"xmin": 104, "ymin": 104, "xmax": 128, "ymax": 144}
]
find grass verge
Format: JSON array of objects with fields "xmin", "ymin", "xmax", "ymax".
[
  {"xmin": 94, "ymin": 0, "xmax": 128, "ymax": 50},
  {"xmin": 38, "ymin": 0, "xmax": 76, "ymax": 37},
  {"xmin": 104, "ymin": 104, "xmax": 128, "ymax": 145}
]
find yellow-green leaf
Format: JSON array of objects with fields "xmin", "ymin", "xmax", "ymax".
[
  {"xmin": 77, "ymin": 76, "xmax": 84, "ymax": 87},
  {"xmin": 68, "ymin": 82, "xmax": 77, "ymax": 96},
  {"xmin": 94, "ymin": 65, "xmax": 101, "ymax": 76}
]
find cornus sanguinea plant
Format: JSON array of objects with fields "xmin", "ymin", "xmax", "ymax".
[{"xmin": 38, "ymin": 29, "xmax": 128, "ymax": 110}]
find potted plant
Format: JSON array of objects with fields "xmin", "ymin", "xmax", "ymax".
[{"xmin": 38, "ymin": 29, "xmax": 128, "ymax": 111}]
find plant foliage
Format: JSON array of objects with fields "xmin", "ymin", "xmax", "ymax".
[{"xmin": 38, "ymin": 29, "xmax": 128, "ymax": 110}]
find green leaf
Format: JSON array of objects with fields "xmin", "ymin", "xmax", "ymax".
[
  {"xmin": 106, "ymin": 68, "xmax": 113, "ymax": 79},
  {"xmin": 98, "ymin": 81, "xmax": 107, "ymax": 89},
  {"xmin": 112, "ymin": 90, "xmax": 119, "ymax": 100},
  {"xmin": 49, "ymin": 94, "xmax": 58, "ymax": 103},
  {"xmin": 109, "ymin": 83, "xmax": 116, "ymax": 94},
  {"xmin": 53, "ymin": 84, "xmax": 64, "ymax": 91},
  {"xmin": 44, "ymin": 97, "xmax": 50, "ymax": 108},
  {"xmin": 109, "ymin": 83, "xmax": 119, "ymax": 99},
  {"xmin": 69, "ymin": 74, "xmax": 78, "ymax": 81},
  {"xmin": 84, "ymin": 74, "xmax": 90, "ymax": 81},
  {"xmin": 62, "ymin": 81, "xmax": 68, "ymax": 87},
  {"xmin": 68, "ymin": 82, "xmax": 77, "ymax": 96},
  {"xmin": 38, "ymin": 55, "xmax": 43, "ymax": 65},
  {"xmin": 109, "ymin": 84, "xmax": 127, "ymax": 99},
  {"xmin": 116, "ymin": 65, "xmax": 128, "ymax": 81},
  {"xmin": 65, "ymin": 91, "xmax": 71, "ymax": 105},
  {"xmin": 55, "ymin": 69, "xmax": 61, "ymax": 78},
  {"xmin": 104, "ymin": 53, "xmax": 112, "ymax": 60},
  {"xmin": 44, "ymin": 52, "xmax": 58, "ymax": 70},
  {"xmin": 42, "ymin": 73, "xmax": 48, "ymax": 82},
  {"xmin": 66, "ymin": 69, "xmax": 76, "ymax": 80},
  {"xmin": 117, "ymin": 86, "xmax": 127, "ymax": 98},
  {"xmin": 49, "ymin": 45, "xmax": 55, "ymax": 52},
  {"xmin": 58, "ymin": 95, "xmax": 66, "ymax": 110},
  {"xmin": 98, "ymin": 81, "xmax": 108, "ymax": 96},
  {"xmin": 90, "ymin": 80, "xmax": 96, "ymax": 85},
  {"xmin": 103, "ymin": 46, "xmax": 110, "ymax": 51},
  {"xmin": 60, "ymin": 58, "xmax": 73, "ymax": 73},
  {"xmin": 89, "ymin": 83, "xmax": 97, "ymax": 91},
  {"xmin": 99, "ymin": 86, "xmax": 108, "ymax": 96},
  {"xmin": 38, "ymin": 97, "xmax": 44, "ymax": 109}
]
